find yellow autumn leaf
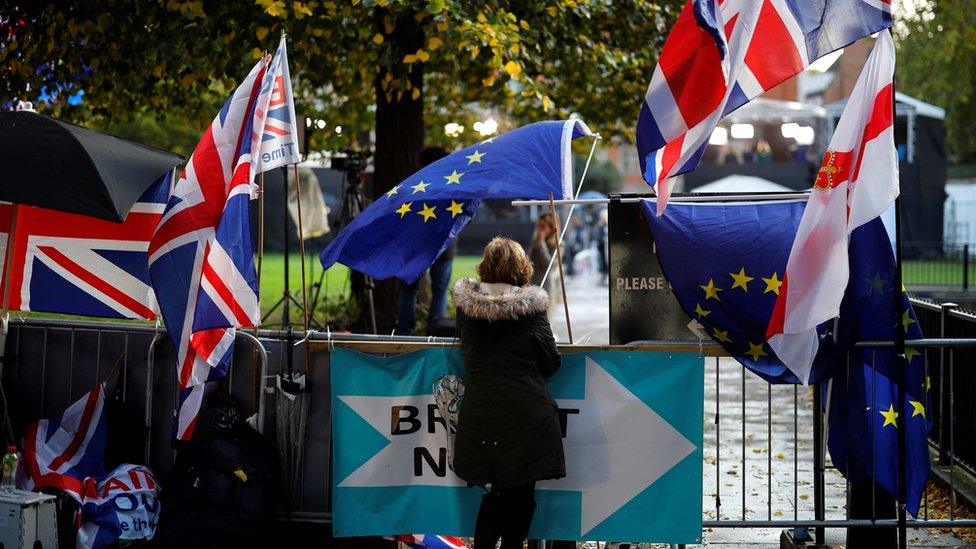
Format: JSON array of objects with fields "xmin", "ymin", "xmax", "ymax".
[
  {"xmin": 470, "ymin": 46, "xmax": 480, "ymax": 59},
  {"xmin": 251, "ymin": 47, "xmax": 264, "ymax": 59},
  {"xmin": 519, "ymin": 20, "xmax": 529, "ymax": 30},
  {"xmin": 436, "ymin": 22, "xmax": 448, "ymax": 33},
  {"xmin": 415, "ymin": 49, "xmax": 430, "ymax": 62},
  {"xmin": 546, "ymin": 6, "xmax": 557, "ymax": 17},
  {"xmin": 292, "ymin": 1, "xmax": 313, "ymax": 17},
  {"xmin": 256, "ymin": 26, "xmax": 270, "ymax": 41},
  {"xmin": 427, "ymin": 37, "xmax": 443, "ymax": 50},
  {"xmin": 372, "ymin": 33, "xmax": 384, "ymax": 45},
  {"xmin": 477, "ymin": 12, "xmax": 487, "ymax": 23},
  {"xmin": 542, "ymin": 95, "xmax": 551, "ymax": 112},
  {"xmin": 404, "ymin": 54, "xmax": 418, "ymax": 64},
  {"xmin": 412, "ymin": 88, "xmax": 421, "ymax": 100},
  {"xmin": 504, "ymin": 60, "xmax": 522, "ymax": 77},
  {"xmin": 482, "ymin": 74, "xmax": 496, "ymax": 87}
]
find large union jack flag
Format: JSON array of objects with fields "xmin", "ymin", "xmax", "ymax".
[
  {"xmin": 148, "ymin": 57, "xmax": 270, "ymax": 440},
  {"xmin": 0, "ymin": 173, "xmax": 170, "ymax": 320},
  {"xmin": 637, "ymin": 0, "xmax": 892, "ymax": 214}
]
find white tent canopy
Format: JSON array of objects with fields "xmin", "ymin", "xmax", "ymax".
[{"xmin": 692, "ymin": 175, "xmax": 794, "ymax": 193}]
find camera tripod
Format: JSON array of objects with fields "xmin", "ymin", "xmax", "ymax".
[
  {"xmin": 308, "ymin": 164, "xmax": 378, "ymax": 334},
  {"xmin": 261, "ymin": 166, "xmax": 316, "ymax": 328}
]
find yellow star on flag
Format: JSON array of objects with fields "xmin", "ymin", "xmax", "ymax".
[
  {"xmin": 444, "ymin": 170, "xmax": 464, "ymax": 184},
  {"xmin": 386, "ymin": 185, "xmax": 400, "ymax": 199},
  {"xmin": 904, "ymin": 346, "xmax": 921, "ymax": 364},
  {"xmin": 902, "ymin": 310, "xmax": 917, "ymax": 330},
  {"xmin": 712, "ymin": 328, "xmax": 732, "ymax": 343},
  {"xmin": 729, "ymin": 267, "xmax": 753, "ymax": 291},
  {"xmin": 395, "ymin": 202, "xmax": 412, "ymax": 218},
  {"xmin": 879, "ymin": 404, "xmax": 898, "ymax": 428},
  {"xmin": 465, "ymin": 150, "xmax": 485, "ymax": 164},
  {"xmin": 909, "ymin": 400, "xmax": 925, "ymax": 418},
  {"xmin": 447, "ymin": 200, "xmax": 464, "ymax": 218},
  {"xmin": 700, "ymin": 279, "xmax": 722, "ymax": 301},
  {"xmin": 417, "ymin": 203, "xmax": 437, "ymax": 222},
  {"xmin": 694, "ymin": 303, "xmax": 711, "ymax": 318},
  {"xmin": 763, "ymin": 272, "xmax": 783, "ymax": 295},
  {"xmin": 746, "ymin": 342, "xmax": 767, "ymax": 361},
  {"xmin": 411, "ymin": 180, "xmax": 430, "ymax": 194}
]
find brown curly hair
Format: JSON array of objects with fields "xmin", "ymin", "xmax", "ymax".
[{"xmin": 477, "ymin": 237, "xmax": 534, "ymax": 287}]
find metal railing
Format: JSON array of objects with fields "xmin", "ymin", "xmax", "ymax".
[
  {"xmin": 3, "ymin": 316, "xmax": 976, "ymax": 545},
  {"xmin": 904, "ymin": 242, "xmax": 976, "ymax": 291}
]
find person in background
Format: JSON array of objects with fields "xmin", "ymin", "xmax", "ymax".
[
  {"xmin": 528, "ymin": 212, "xmax": 561, "ymax": 313},
  {"xmin": 396, "ymin": 146, "xmax": 453, "ymax": 335},
  {"xmin": 451, "ymin": 237, "xmax": 564, "ymax": 549},
  {"xmin": 595, "ymin": 208, "xmax": 609, "ymax": 282}
]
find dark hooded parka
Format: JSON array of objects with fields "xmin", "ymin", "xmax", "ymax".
[{"xmin": 451, "ymin": 278, "xmax": 565, "ymax": 488}]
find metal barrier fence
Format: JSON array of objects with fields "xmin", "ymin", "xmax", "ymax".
[
  {"xmin": 904, "ymin": 242, "xmax": 976, "ymax": 290},
  {"xmin": 912, "ymin": 299, "xmax": 976, "ymax": 478},
  {"xmin": 3, "ymin": 317, "xmax": 976, "ymax": 544}
]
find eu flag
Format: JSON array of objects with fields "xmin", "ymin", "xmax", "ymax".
[
  {"xmin": 320, "ymin": 119, "xmax": 594, "ymax": 282},
  {"xmin": 643, "ymin": 197, "xmax": 930, "ymax": 514},
  {"xmin": 825, "ymin": 219, "xmax": 930, "ymax": 516},
  {"xmin": 640, "ymin": 198, "xmax": 827, "ymax": 383}
]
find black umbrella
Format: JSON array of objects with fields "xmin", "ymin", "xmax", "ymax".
[{"xmin": 0, "ymin": 110, "xmax": 183, "ymax": 222}]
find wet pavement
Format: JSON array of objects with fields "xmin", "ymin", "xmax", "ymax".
[{"xmin": 548, "ymin": 273, "xmax": 964, "ymax": 547}]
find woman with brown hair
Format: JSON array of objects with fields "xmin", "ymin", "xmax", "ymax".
[{"xmin": 451, "ymin": 237, "xmax": 564, "ymax": 549}]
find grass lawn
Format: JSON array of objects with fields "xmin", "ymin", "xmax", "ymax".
[
  {"xmin": 903, "ymin": 259, "xmax": 975, "ymax": 287},
  {"xmin": 257, "ymin": 253, "xmax": 481, "ymax": 320}
]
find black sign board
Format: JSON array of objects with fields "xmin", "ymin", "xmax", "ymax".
[{"xmin": 608, "ymin": 198, "xmax": 695, "ymax": 344}]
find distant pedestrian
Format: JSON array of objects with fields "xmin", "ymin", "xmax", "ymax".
[
  {"xmin": 528, "ymin": 213, "xmax": 561, "ymax": 313},
  {"xmin": 451, "ymin": 237, "xmax": 564, "ymax": 549}
]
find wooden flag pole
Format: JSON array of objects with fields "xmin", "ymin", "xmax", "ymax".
[{"xmin": 548, "ymin": 193, "xmax": 573, "ymax": 344}]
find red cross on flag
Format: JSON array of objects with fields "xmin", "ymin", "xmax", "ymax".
[{"xmin": 767, "ymin": 30, "xmax": 898, "ymax": 383}]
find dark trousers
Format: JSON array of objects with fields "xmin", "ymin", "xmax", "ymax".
[
  {"xmin": 395, "ymin": 257, "xmax": 452, "ymax": 335},
  {"xmin": 473, "ymin": 482, "xmax": 536, "ymax": 549}
]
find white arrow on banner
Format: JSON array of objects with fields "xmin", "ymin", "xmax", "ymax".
[
  {"xmin": 539, "ymin": 357, "xmax": 696, "ymax": 534},
  {"xmin": 336, "ymin": 357, "xmax": 696, "ymax": 535}
]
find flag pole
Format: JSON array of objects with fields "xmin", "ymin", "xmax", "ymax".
[
  {"xmin": 255, "ymin": 170, "xmax": 266, "ymax": 333},
  {"xmin": 890, "ymin": 37, "xmax": 908, "ymax": 547},
  {"xmin": 548, "ymin": 193, "xmax": 573, "ymax": 344}
]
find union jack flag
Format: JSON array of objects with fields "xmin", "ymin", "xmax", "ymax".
[
  {"xmin": 393, "ymin": 535, "xmax": 468, "ymax": 549},
  {"xmin": 148, "ymin": 57, "xmax": 271, "ymax": 440},
  {"xmin": 257, "ymin": 34, "xmax": 302, "ymax": 172},
  {"xmin": 0, "ymin": 173, "xmax": 170, "ymax": 320},
  {"xmin": 19, "ymin": 383, "xmax": 108, "ymax": 500},
  {"xmin": 637, "ymin": 0, "xmax": 892, "ymax": 214}
]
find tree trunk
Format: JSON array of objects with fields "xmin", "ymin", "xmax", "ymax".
[{"xmin": 352, "ymin": 7, "xmax": 425, "ymax": 334}]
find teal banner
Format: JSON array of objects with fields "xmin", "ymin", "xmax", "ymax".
[{"xmin": 331, "ymin": 348, "xmax": 704, "ymax": 543}]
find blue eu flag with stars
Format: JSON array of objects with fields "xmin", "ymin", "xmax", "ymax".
[
  {"xmin": 320, "ymin": 119, "xmax": 594, "ymax": 283},
  {"xmin": 640, "ymin": 198, "xmax": 828, "ymax": 383},
  {"xmin": 643, "ymin": 198, "xmax": 930, "ymax": 514},
  {"xmin": 824, "ymin": 219, "xmax": 930, "ymax": 517}
]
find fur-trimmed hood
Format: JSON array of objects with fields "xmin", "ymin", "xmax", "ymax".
[{"xmin": 452, "ymin": 277, "xmax": 549, "ymax": 322}]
